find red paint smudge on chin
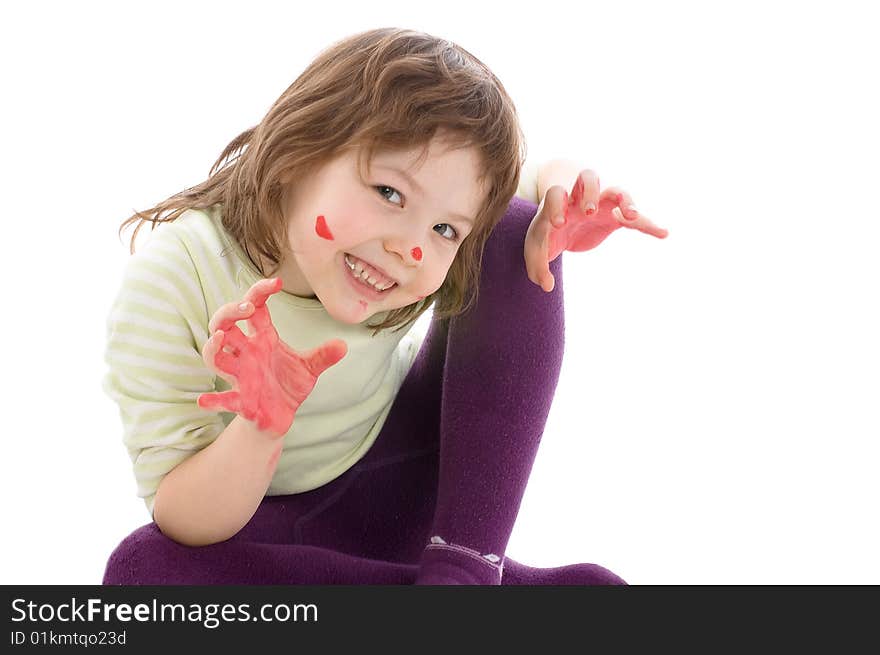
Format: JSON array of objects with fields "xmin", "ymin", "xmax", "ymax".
[
  {"xmin": 358, "ymin": 300, "xmax": 368, "ymax": 311},
  {"xmin": 411, "ymin": 247, "xmax": 422, "ymax": 261},
  {"xmin": 315, "ymin": 215, "xmax": 334, "ymax": 240}
]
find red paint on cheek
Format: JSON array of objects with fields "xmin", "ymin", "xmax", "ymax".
[
  {"xmin": 315, "ymin": 215, "xmax": 334, "ymax": 240},
  {"xmin": 411, "ymin": 247, "xmax": 422, "ymax": 261}
]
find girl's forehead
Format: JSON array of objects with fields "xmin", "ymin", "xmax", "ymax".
[
  {"xmin": 370, "ymin": 141, "xmax": 484, "ymax": 177},
  {"xmin": 364, "ymin": 130, "xmax": 477, "ymax": 162}
]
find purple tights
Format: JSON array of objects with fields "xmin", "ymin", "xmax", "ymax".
[{"xmin": 103, "ymin": 197, "xmax": 626, "ymax": 585}]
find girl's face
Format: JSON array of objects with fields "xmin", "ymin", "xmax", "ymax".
[{"xmin": 277, "ymin": 134, "xmax": 487, "ymax": 324}]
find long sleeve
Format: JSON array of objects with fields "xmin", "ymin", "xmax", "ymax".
[{"xmin": 102, "ymin": 228, "xmax": 223, "ymax": 517}]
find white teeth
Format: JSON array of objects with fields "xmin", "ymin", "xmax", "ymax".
[{"xmin": 344, "ymin": 254, "xmax": 395, "ymax": 292}]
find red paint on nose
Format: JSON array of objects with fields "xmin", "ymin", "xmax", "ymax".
[
  {"xmin": 315, "ymin": 215, "xmax": 334, "ymax": 240},
  {"xmin": 411, "ymin": 247, "xmax": 422, "ymax": 261}
]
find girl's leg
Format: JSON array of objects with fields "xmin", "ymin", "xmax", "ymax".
[
  {"xmin": 102, "ymin": 520, "xmax": 417, "ymax": 585},
  {"xmin": 103, "ymin": 520, "xmax": 625, "ymax": 584},
  {"xmin": 279, "ymin": 195, "xmax": 566, "ymax": 583},
  {"xmin": 278, "ymin": 318, "xmax": 447, "ymax": 566},
  {"xmin": 415, "ymin": 196, "xmax": 597, "ymax": 584},
  {"xmin": 291, "ymin": 197, "xmax": 625, "ymax": 585},
  {"xmin": 103, "ymin": 520, "xmax": 624, "ymax": 584}
]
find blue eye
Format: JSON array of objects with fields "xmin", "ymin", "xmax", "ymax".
[
  {"xmin": 376, "ymin": 185, "xmax": 403, "ymax": 206},
  {"xmin": 434, "ymin": 224, "xmax": 458, "ymax": 241}
]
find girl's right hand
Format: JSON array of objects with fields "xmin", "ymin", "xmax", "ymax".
[{"xmin": 197, "ymin": 278, "xmax": 348, "ymax": 438}]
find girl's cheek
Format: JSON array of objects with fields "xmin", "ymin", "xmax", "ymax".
[
  {"xmin": 421, "ymin": 259, "xmax": 454, "ymax": 294},
  {"xmin": 314, "ymin": 215, "xmax": 334, "ymax": 240},
  {"xmin": 313, "ymin": 211, "xmax": 368, "ymax": 245}
]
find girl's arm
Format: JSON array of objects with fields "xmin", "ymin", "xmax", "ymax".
[
  {"xmin": 157, "ymin": 279, "xmax": 346, "ymax": 547},
  {"xmin": 152, "ymin": 415, "xmax": 282, "ymax": 546},
  {"xmin": 516, "ymin": 158, "xmax": 582, "ymax": 203},
  {"xmin": 536, "ymin": 158, "xmax": 582, "ymax": 199},
  {"xmin": 103, "ymin": 223, "xmax": 341, "ymax": 546}
]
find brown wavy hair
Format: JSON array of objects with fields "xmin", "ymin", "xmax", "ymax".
[{"xmin": 118, "ymin": 27, "xmax": 526, "ymax": 334}]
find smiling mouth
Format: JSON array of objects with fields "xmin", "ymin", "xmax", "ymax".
[{"xmin": 344, "ymin": 253, "xmax": 397, "ymax": 292}]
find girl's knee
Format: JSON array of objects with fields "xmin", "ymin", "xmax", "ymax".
[
  {"xmin": 102, "ymin": 523, "xmax": 186, "ymax": 585},
  {"xmin": 479, "ymin": 197, "xmax": 563, "ymax": 300},
  {"xmin": 485, "ymin": 197, "xmax": 539, "ymax": 255}
]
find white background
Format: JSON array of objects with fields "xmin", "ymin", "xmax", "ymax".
[{"xmin": 1, "ymin": 0, "xmax": 877, "ymax": 585}]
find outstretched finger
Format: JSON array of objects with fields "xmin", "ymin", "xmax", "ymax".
[
  {"xmin": 601, "ymin": 187, "xmax": 668, "ymax": 238},
  {"xmin": 245, "ymin": 277, "xmax": 285, "ymax": 308},
  {"xmin": 541, "ymin": 184, "xmax": 568, "ymax": 230},
  {"xmin": 599, "ymin": 186, "xmax": 636, "ymax": 217},
  {"xmin": 304, "ymin": 338, "xmax": 348, "ymax": 376},
  {"xmin": 571, "ymin": 169, "xmax": 601, "ymax": 215},
  {"xmin": 243, "ymin": 278, "xmax": 284, "ymax": 333},
  {"xmin": 197, "ymin": 389, "xmax": 242, "ymax": 413},
  {"xmin": 619, "ymin": 210, "xmax": 669, "ymax": 238},
  {"xmin": 246, "ymin": 302, "xmax": 276, "ymax": 333},
  {"xmin": 210, "ymin": 300, "xmax": 255, "ymax": 333}
]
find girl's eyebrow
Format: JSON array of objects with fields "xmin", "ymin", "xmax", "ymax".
[
  {"xmin": 373, "ymin": 164, "xmax": 475, "ymax": 225},
  {"xmin": 374, "ymin": 164, "xmax": 425, "ymax": 195}
]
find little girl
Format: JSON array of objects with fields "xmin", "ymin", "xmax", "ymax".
[{"xmin": 102, "ymin": 27, "xmax": 664, "ymax": 585}]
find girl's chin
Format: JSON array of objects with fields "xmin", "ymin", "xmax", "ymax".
[
  {"xmin": 321, "ymin": 296, "xmax": 383, "ymax": 324},
  {"xmin": 324, "ymin": 296, "xmax": 420, "ymax": 325}
]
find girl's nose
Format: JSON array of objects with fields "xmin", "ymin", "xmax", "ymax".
[{"xmin": 384, "ymin": 234, "xmax": 423, "ymax": 267}]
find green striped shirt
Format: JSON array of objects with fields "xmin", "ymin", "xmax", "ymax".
[{"xmin": 102, "ymin": 204, "xmax": 426, "ymax": 517}]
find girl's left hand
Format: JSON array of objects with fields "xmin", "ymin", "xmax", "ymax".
[{"xmin": 524, "ymin": 169, "xmax": 668, "ymax": 292}]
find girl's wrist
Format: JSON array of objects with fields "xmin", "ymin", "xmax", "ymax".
[{"xmin": 229, "ymin": 414, "xmax": 287, "ymax": 444}]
